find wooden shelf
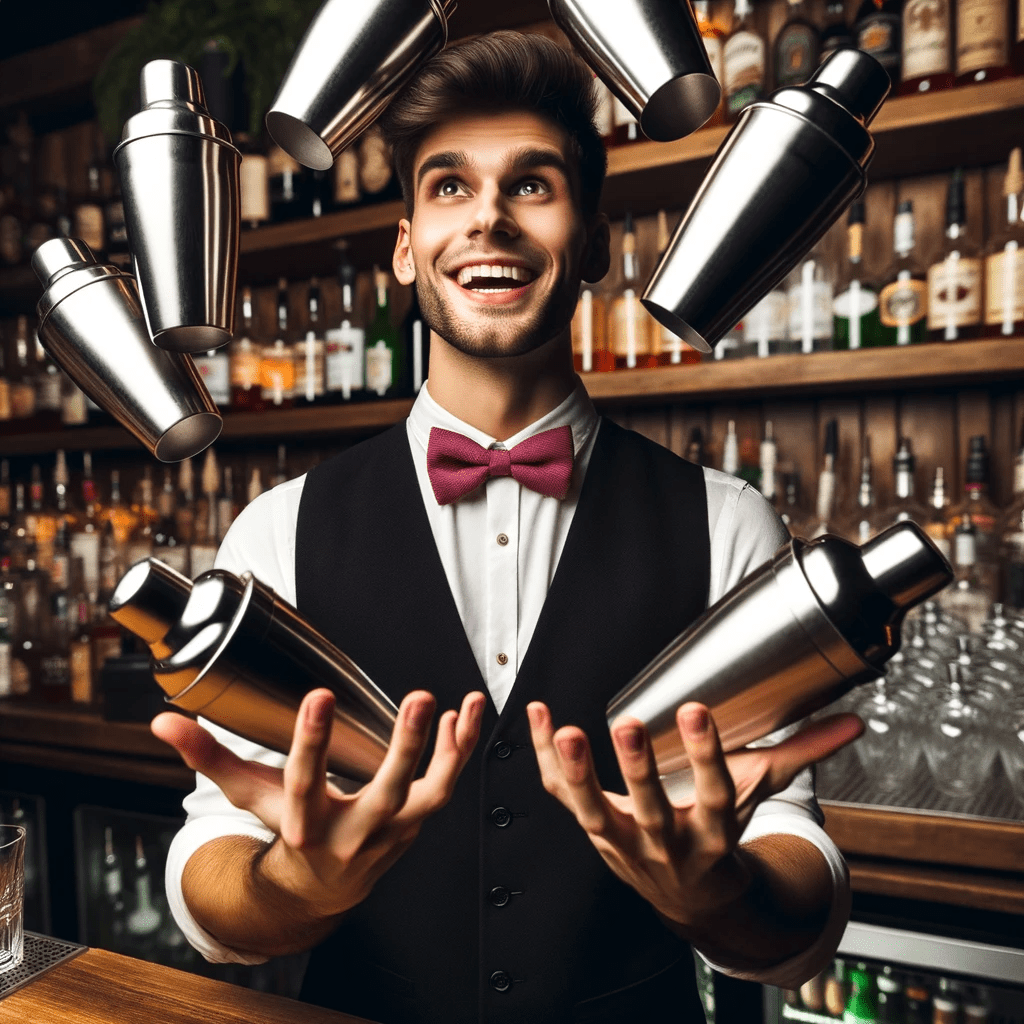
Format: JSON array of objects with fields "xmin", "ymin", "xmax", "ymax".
[{"xmin": 3, "ymin": 340, "xmax": 1022, "ymax": 455}]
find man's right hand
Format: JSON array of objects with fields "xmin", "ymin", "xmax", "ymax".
[{"xmin": 152, "ymin": 687, "xmax": 486, "ymax": 922}]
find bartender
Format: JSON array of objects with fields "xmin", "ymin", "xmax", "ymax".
[{"xmin": 154, "ymin": 30, "xmax": 862, "ymax": 1024}]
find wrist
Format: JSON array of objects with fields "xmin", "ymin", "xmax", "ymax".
[
  {"xmin": 657, "ymin": 848, "xmax": 758, "ymax": 936},
  {"xmin": 252, "ymin": 838, "xmax": 354, "ymax": 922}
]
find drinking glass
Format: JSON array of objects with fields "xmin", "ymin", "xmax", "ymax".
[
  {"xmin": 0, "ymin": 824, "xmax": 26, "ymax": 973},
  {"xmin": 855, "ymin": 678, "xmax": 918, "ymax": 791},
  {"xmin": 1002, "ymin": 707, "xmax": 1024, "ymax": 808}
]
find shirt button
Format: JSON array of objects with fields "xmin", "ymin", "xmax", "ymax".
[
  {"xmin": 489, "ymin": 970, "xmax": 512, "ymax": 993},
  {"xmin": 490, "ymin": 806, "xmax": 512, "ymax": 828},
  {"xmin": 496, "ymin": 652, "xmax": 508, "ymax": 666},
  {"xmin": 497, "ymin": 533, "xmax": 509, "ymax": 546},
  {"xmin": 489, "ymin": 885, "xmax": 511, "ymax": 907},
  {"xmin": 493, "ymin": 740, "xmax": 512, "ymax": 759}
]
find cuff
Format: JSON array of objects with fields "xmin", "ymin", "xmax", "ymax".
[
  {"xmin": 695, "ymin": 814, "xmax": 851, "ymax": 989},
  {"xmin": 165, "ymin": 815, "xmax": 276, "ymax": 965}
]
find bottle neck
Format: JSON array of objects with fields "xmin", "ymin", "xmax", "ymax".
[
  {"xmin": 1006, "ymin": 192, "xmax": 1020, "ymax": 228},
  {"xmin": 893, "ymin": 212, "xmax": 915, "ymax": 257},
  {"xmin": 895, "ymin": 467, "xmax": 914, "ymax": 500}
]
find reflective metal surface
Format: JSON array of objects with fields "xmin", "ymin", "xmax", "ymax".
[
  {"xmin": 109, "ymin": 558, "xmax": 194, "ymax": 659},
  {"xmin": 114, "ymin": 59, "xmax": 240, "ymax": 353},
  {"xmin": 120, "ymin": 566, "xmax": 400, "ymax": 783},
  {"xmin": 548, "ymin": 0, "xmax": 719, "ymax": 141},
  {"xmin": 265, "ymin": 0, "xmax": 455, "ymax": 170},
  {"xmin": 32, "ymin": 238, "xmax": 222, "ymax": 462},
  {"xmin": 642, "ymin": 49, "xmax": 890, "ymax": 353},
  {"xmin": 606, "ymin": 522, "xmax": 951, "ymax": 804}
]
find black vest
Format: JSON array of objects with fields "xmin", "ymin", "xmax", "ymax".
[{"xmin": 294, "ymin": 417, "xmax": 711, "ymax": 1024}]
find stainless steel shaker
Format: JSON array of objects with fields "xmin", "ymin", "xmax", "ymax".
[
  {"xmin": 643, "ymin": 49, "xmax": 891, "ymax": 354},
  {"xmin": 548, "ymin": 0, "xmax": 721, "ymax": 141},
  {"xmin": 112, "ymin": 559, "xmax": 398, "ymax": 783},
  {"xmin": 32, "ymin": 238, "xmax": 222, "ymax": 462},
  {"xmin": 114, "ymin": 60, "xmax": 240, "ymax": 354},
  {"xmin": 265, "ymin": 0, "xmax": 457, "ymax": 170},
  {"xmin": 607, "ymin": 522, "xmax": 952, "ymax": 803}
]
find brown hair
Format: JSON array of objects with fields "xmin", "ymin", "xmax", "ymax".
[{"xmin": 378, "ymin": 30, "xmax": 607, "ymax": 218}]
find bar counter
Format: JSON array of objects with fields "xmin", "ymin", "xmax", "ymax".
[{"xmin": 0, "ymin": 947, "xmax": 374, "ymax": 1024}]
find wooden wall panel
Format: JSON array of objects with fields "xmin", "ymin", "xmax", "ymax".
[
  {"xmin": 862, "ymin": 181, "xmax": 898, "ymax": 285},
  {"xmin": 895, "ymin": 393, "xmax": 957, "ymax": 505},
  {"xmin": 864, "ymin": 396, "xmax": 899, "ymax": 510},
  {"xmin": 956, "ymin": 389, "xmax": 993, "ymax": 498},
  {"xmin": 762, "ymin": 401, "xmax": 818, "ymax": 514},
  {"xmin": 669, "ymin": 403, "xmax": 711, "ymax": 460},
  {"xmin": 990, "ymin": 390, "xmax": 1017, "ymax": 508},
  {"xmin": 625, "ymin": 406, "xmax": 671, "ymax": 450},
  {"xmin": 817, "ymin": 398, "xmax": 861, "ymax": 517}
]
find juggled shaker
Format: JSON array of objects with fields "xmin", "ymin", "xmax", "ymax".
[
  {"xmin": 114, "ymin": 59, "xmax": 240, "ymax": 354},
  {"xmin": 607, "ymin": 521, "xmax": 952, "ymax": 803},
  {"xmin": 642, "ymin": 48, "xmax": 891, "ymax": 354},
  {"xmin": 548, "ymin": 0, "xmax": 721, "ymax": 141},
  {"xmin": 266, "ymin": 0, "xmax": 457, "ymax": 171},
  {"xmin": 33, "ymin": 238, "xmax": 222, "ymax": 462}
]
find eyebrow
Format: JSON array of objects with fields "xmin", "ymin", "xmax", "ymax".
[{"xmin": 414, "ymin": 146, "xmax": 573, "ymax": 192}]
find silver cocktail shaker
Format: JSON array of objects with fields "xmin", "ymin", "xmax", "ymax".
[
  {"xmin": 643, "ymin": 49, "xmax": 891, "ymax": 354},
  {"xmin": 266, "ymin": 0, "xmax": 457, "ymax": 170},
  {"xmin": 114, "ymin": 60, "xmax": 240, "ymax": 354},
  {"xmin": 32, "ymin": 238, "xmax": 222, "ymax": 462},
  {"xmin": 548, "ymin": 0, "xmax": 721, "ymax": 141},
  {"xmin": 112, "ymin": 560, "xmax": 398, "ymax": 783},
  {"xmin": 607, "ymin": 522, "xmax": 952, "ymax": 803}
]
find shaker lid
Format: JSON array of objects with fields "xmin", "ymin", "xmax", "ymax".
[
  {"xmin": 109, "ymin": 557, "xmax": 193, "ymax": 658},
  {"xmin": 33, "ymin": 236, "xmax": 129, "ymax": 326},
  {"xmin": 859, "ymin": 522, "xmax": 953, "ymax": 612},
  {"xmin": 808, "ymin": 49, "xmax": 890, "ymax": 127},
  {"xmin": 117, "ymin": 59, "xmax": 235, "ymax": 150}
]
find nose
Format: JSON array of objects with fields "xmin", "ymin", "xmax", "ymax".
[{"xmin": 464, "ymin": 183, "xmax": 519, "ymax": 241}]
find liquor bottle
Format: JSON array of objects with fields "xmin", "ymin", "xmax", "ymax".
[
  {"xmin": 723, "ymin": 0, "xmax": 767, "ymax": 122},
  {"xmin": 984, "ymin": 147, "xmax": 1024, "ymax": 338},
  {"xmin": 295, "ymin": 278, "xmax": 326, "ymax": 405},
  {"xmin": 33, "ymin": 332, "xmax": 63, "ymax": 427},
  {"xmin": 786, "ymin": 241, "xmax": 835, "ymax": 353},
  {"xmin": 229, "ymin": 287, "xmax": 264, "ymax": 411},
  {"xmin": 189, "ymin": 450, "xmax": 220, "ymax": 577},
  {"xmin": 14, "ymin": 541, "xmax": 52, "ymax": 698},
  {"xmin": 876, "ymin": 966, "xmax": 905, "ymax": 1023},
  {"xmin": 104, "ymin": 469, "xmax": 137, "ymax": 551},
  {"xmin": 126, "ymin": 470, "xmax": 157, "ymax": 567},
  {"xmin": 176, "ymin": 458, "xmax": 196, "ymax": 554},
  {"xmin": 38, "ymin": 527, "xmax": 72, "ymax": 704},
  {"xmin": 306, "ymin": 169, "xmax": 331, "ymax": 219},
  {"xmin": 102, "ymin": 826, "xmax": 126, "ymax": 946},
  {"xmin": 694, "ymin": 1, "xmax": 727, "ymax": 128},
  {"xmin": 192, "ymin": 343, "xmax": 231, "ymax": 409},
  {"xmin": 721, "ymin": 420, "xmax": 740, "ymax": 475},
  {"xmin": 820, "ymin": 0, "xmax": 856, "ymax": 62},
  {"xmin": 955, "ymin": 0, "xmax": 1012, "ymax": 84},
  {"xmin": 60, "ymin": 373, "xmax": 88, "ymax": 426},
  {"xmin": 900, "ymin": 0, "xmax": 955, "ymax": 93},
  {"xmin": 926, "ymin": 168, "xmax": 983, "ymax": 342},
  {"xmin": 0, "ymin": 460, "xmax": 10, "ymax": 552},
  {"xmin": 833, "ymin": 200, "xmax": 883, "ymax": 350},
  {"xmin": 268, "ymin": 145, "xmax": 304, "ymax": 223},
  {"xmin": 69, "ymin": 453, "xmax": 101, "ymax": 604},
  {"xmin": 68, "ymin": 580, "xmax": 94, "ymax": 706},
  {"xmin": 153, "ymin": 469, "xmax": 188, "ymax": 575},
  {"xmin": 235, "ymin": 132, "xmax": 270, "ymax": 230},
  {"xmin": 325, "ymin": 249, "xmax": 367, "ymax": 400},
  {"xmin": 840, "ymin": 438, "xmax": 882, "ymax": 543},
  {"xmin": 946, "ymin": 435, "xmax": 1001, "ymax": 594},
  {"xmin": 611, "ymin": 96, "xmax": 641, "ymax": 147},
  {"xmin": 1015, "ymin": 0, "xmax": 1024, "ymax": 73},
  {"xmin": 930, "ymin": 978, "xmax": 962, "ymax": 1023},
  {"xmin": 925, "ymin": 465, "xmax": 952, "ymax": 558},
  {"xmin": 73, "ymin": 127, "xmax": 106, "ymax": 257},
  {"xmin": 273, "ymin": 444, "xmax": 290, "ymax": 488},
  {"xmin": 608, "ymin": 214, "xmax": 652, "ymax": 369},
  {"xmin": 652, "ymin": 210, "xmax": 702, "ymax": 365},
  {"xmin": 260, "ymin": 278, "xmax": 296, "ymax": 409},
  {"xmin": 0, "ymin": 567, "xmax": 13, "ymax": 699},
  {"xmin": 10, "ymin": 316, "xmax": 38, "ymax": 421},
  {"xmin": 879, "ymin": 200, "xmax": 928, "ymax": 346},
  {"xmin": 571, "ymin": 283, "xmax": 612, "ymax": 372},
  {"xmin": 760, "ymin": 421, "xmax": 779, "ymax": 504},
  {"xmin": 92, "ymin": 517, "xmax": 123, "ymax": 678},
  {"xmin": 800, "ymin": 970, "xmax": 826, "ymax": 1011},
  {"xmin": 806, "ymin": 419, "xmax": 839, "ymax": 538},
  {"xmin": 366, "ymin": 267, "xmax": 402, "ymax": 397},
  {"xmin": 855, "ymin": 0, "xmax": 903, "ymax": 85},
  {"xmin": 127, "ymin": 835, "xmax": 162, "ymax": 937},
  {"xmin": 333, "ymin": 146, "xmax": 361, "ymax": 208},
  {"xmin": 686, "ymin": 427, "xmax": 706, "ymax": 465},
  {"xmin": 881, "ymin": 437, "xmax": 931, "ymax": 528},
  {"xmin": 774, "ymin": 0, "xmax": 821, "ymax": 87},
  {"xmin": 357, "ymin": 125, "xmax": 397, "ymax": 204},
  {"xmin": 216, "ymin": 465, "xmax": 238, "ymax": 542},
  {"xmin": 247, "ymin": 467, "xmax": 264, "ymax": 505},
  {"xmin": 0, "ymin": 340, "xmax": 11, "ymax": 422},
  {"xmin": 27, "ymin": 464, "xmax": 53, "ymax": 573},
  {"xmin": 404, "ymin": 287, "xmax": 429, "ymax": 394},
  {"xmin": 743, "ymin": 285, "xmax": 791, "ymax": 356},
  {"xmin": 844, "ymin": 963, "xmax": 879, "ymax": 1022},
  {"xmin": 825, "ymin": 958, "xmax": 847, "ymax": 1017}
]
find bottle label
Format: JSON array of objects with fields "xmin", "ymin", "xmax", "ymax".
[
  {"xmin": 927, "ymin": 254, "xmax": 982, "ymax": 331},
  {"xmin": 294, "ymin": 338, "xmax": 326, "ymax": 400},
  {"xmin": 70, "ymin": 531, "xmax": 100, "ymax": 598},
  {"xmin": 956, "ymin": 0, "xmax": 1010, "ymax": 73},
  {"xmin": 11, "ymin": 382, "xmax": 36, "ymax": 419},
  {"xmin": 702, "ymin": 36, "xmax": 725, "ymax": 85},
  {"xmin": 0, "ymin": 379, "xmax": 10, "ymax": 420},
  {"xmin": 193, "ymin": 352, "xmax": 230, "ymax": 405},
  {"xmin": 334, "ymin": 149, "xmax": 361, "ymax": 204},
  {"xmin": 776, "ymin": 24, "xmax": 818, "ymax": 85},
  {"xmin": 359, "ymin": 128, "xmax": 393, "ymax": 196},
  {"xmin": 259, "ymin": 348, "xmax": 296, "ymax": 403},
  {"xmin": 903, "ymin": 0, "xmax": 952, "ymax": 77},
  {"xmin": 70, "ymin": 641, "xmax": 92, "ymax": 703},
  {"xmin": 857, "ymin": 12, "xmax": 902, "ymax": 70},
  {"xmin": 0, "ymin": 640, "xmax": 12, "ymax": 697},
  {"xmin": 573, "ymin": 290, "xmax": 595, "ymax": 372},
  {"xmin": 985, "ymin": 241, "xmax": 1024, "ymax": 331},
  {"xmin": 366, "ymin": 340, "xmax": 394, "ymax": 396},
  {"xmin": 230, "ymin": 345, "xmax": 261, "ymax": 390},
  {"xmin": 326, "ymin": 324, "xmax": 366, "ymax": 394},
  {"xmin": 154, "ymin": 544, "xmax": 188, "ymax": 574},
  {"xmin": 38, "ymin": 371, "xmax": 62, "ymax": 411},
  {"xmin": 240, "ymin": 154, "xmax": 270, "ymax": 224},
  {"xmin": 880, "ymin": 272, "xmax": 927, "ymax": 328},
  {"xmin": 743, "ymin": 291, "xmax": 788, "ymax": 356},
  {"xmin": 74, "ymin": 203, "xmax": 104, "ymax": 252},
  {"xmin": 787, "ymin": 264, "xmax": 833, "ymax": 351},
  {"xmin": 62, "ymin": 383, "xmax": 88, "ymax": 425},
  {"xmin": 724, "ymin": 32, "xmax": 765, "ymax": 112},
  {"xmin": 611, "ymin": 290, "xmax": 644, "ymax": 365}
]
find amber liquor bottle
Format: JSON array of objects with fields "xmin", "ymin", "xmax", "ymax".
[
  {"xmin": 900, "ymin": 0, "xmax": 955, "ymax": 94},
  {"xmin": 955, "ymin": 0, "xmax": 1012, "ymax": 84}
]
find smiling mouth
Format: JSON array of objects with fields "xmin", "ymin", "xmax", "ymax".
[{"xmin": 453, "ymin": 263, "xmax": 538, "ymax": 294}]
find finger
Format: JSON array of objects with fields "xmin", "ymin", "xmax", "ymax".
[
  {"xmin": 403, "ymin": 691, "xmax": 486, "ymax": 819},
  {"xmin": 526, "ymin": 701, "xmax": 567, "ymax": 800},
  {"xmin": 280, "ymin": 689, "xmax": 335, "ymax": 848},
  {"xmin": 551, "ymin": 726, "xmax": 614, "ymax": 837},
  {"xmin": 755, "ymin": 713, "xmax": 865, "ymax": 794},
  {"xmin": 151, "ymin": 712, "xmax": 285, "ymax": 830},
  {"xmin": 355, "ymin": 691, "xmax": 437, "ymax": 831},
  {"xmin": 609, "ymin": 716, "xmax": 673, "ymax": 834},
  {"xmin": 679, "ymin": 703, "xmax": 738, "ymax": 859}
]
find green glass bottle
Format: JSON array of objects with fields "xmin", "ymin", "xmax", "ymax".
[
  {"xmin": 844, "ymin": 963, "xmax": 879, "ymax": 1023},
  {"xmin": 365, "ymin": 266, "xmax": 403, "ymax": 398}
]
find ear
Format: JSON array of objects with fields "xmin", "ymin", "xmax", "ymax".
[
  {"xmin": 393, "ymin": 218, "xmax": 416, "ymax": 285},
  {"xmin": 581, "ymin": 213, "xmax": 610, "ymax": 284}
]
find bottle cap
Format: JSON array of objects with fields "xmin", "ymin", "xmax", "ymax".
[
  {"xmin": 824, "ymin": 419, "xmax": 838, "ymax": 457},
  {"xmin": 897, "ymin": 199, "xmax": 913, "ymax": 215},
  {"xmin": 847, "ymin": 199, "xmax": 865, "ymax": 225}
]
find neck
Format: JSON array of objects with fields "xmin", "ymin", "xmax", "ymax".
[{"xmin": 425, "ymin": 329, "xmax": 578, "ymax": 442}]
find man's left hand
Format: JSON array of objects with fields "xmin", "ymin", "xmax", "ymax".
[{"xmin": 526, "ymin": 700, "xmax": 863, "ymax": 929}]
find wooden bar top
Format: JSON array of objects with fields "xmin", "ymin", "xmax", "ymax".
[{"xmin": 0, "ymin": 948, "xmax": 375, "ymax": 1024}]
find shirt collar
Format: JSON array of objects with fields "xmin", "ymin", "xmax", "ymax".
[{"xmin": 408, "ymin": 377, "xmax": 598, "ymax": 457}]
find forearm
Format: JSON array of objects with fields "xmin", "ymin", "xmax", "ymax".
[
  {"xmin": 182, "ymin": 836, "xmax": 345, "ymax": 958},
  {"xmin": 661, "ymin": 834, "xmax": 835, "ymax": 973}
]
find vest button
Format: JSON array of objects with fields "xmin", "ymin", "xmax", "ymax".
[
  {"xmin": 490, "ymin": 806, "xmax": 512, "ymax": 828},
  {"xmin": 489, "ymin": 970, "xmax": 512, "ymax": 993},
  {"xmin": 496, "ymin": 652, "xmax": 508, "ymax": 666},
  {"xmin": 489, "ymin": 885, "xmax": 511, "ymax": 907},
  {"xmin": 493, "ymin": 741, "xmax": 512, "ymax": 759}
]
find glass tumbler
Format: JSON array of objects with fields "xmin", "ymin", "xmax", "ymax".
[{"xmin": 0, "ymin": 825, "xmax": 26, "ymax": 973}]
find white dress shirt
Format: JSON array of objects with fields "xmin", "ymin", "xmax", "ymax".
[{"xmin": 164, "ymin": 379, "xmax": 850, "ymax": 989}]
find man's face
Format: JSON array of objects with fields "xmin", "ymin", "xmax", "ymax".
[{"xmin": 393, "ymin": 109, "xmax": 607, "ymax": 359}]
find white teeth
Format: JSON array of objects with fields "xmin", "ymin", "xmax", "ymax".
[{"xmin": 456, "ymin": 264, "xmax": 532, "ymax": 287}]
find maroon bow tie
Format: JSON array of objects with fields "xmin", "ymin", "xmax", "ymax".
[{"xmin": 426, "ymin": 425, "xmax": 575, "ymax": 505}]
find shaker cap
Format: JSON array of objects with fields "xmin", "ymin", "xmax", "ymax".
[
  {"xmin": 859, "ymin": 521, "xmax": 953, "ymax": 613},
  {"xmin": 809, "ymin": 49, "xmax": 890, "ymax": 126},
  {"xmin": 109, "ymin": 557, "xmax": 193, "ymax": 657},
  {"xmin": 32, "ymin": 236, "xmax": 99, "ymax": 288}
]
